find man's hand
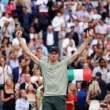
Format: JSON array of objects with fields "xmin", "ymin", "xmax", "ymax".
[
  {"xmin": 68, "ymin": 30, "xmax": 93, "ymax": 64},
  {"xmin": 83, "ymin": 30, "xmax": 93, "ymax": 46},
  {"xmin": 16, "ymin": 30, "xmax": 40, "ymax": 63}
]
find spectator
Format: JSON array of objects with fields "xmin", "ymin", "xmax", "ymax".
[
  {"xmin": 31, "ymin": 65, "xmax": 43, "ymax": 86},
  {"xmin": 28, "ymin": 37, "xmax": 36, "ymax": 52},
  {"xmin": 15, "ymin": 0, "xmax": 23, "ymax": 25},
  {"xmin": 26, "ymin": 83, "xmax": 37, "ymax": 110},
  {"xmin": 36, "ymin": 0, "xmax": 49, "ymax": 32},
  {"xmin": 0, "ymin": 55, "xmax": 6, "ymax": 110},
  {"xmin": 76, "ymin": 81, "xmax": 88, "ymax": 110},
  {"xmin": 86, "ymin": 79, "xmax": 101, "ymax": 104},
  {"xmin": 15, "ymin": 89, "xmax": 30, "ymax": 110},
  {"xmin": 0, "ymin": 54, "xmax": 12, "ymax": 82},
  {"xmin": 52, "ymin": 12, "xmax": 65, "ymax": 47},
  {"xmin": 5, "ymin": 0, "xmax": 15, "ymax": 16},
  {"xmin": 12, "ymin": 32, "xmax": 26, "ymax": 57},
  {"xmin": 83, "ymin": 0, "xmax": 93, "ymax": 12},
  {"xmin": 66, "ymin": 83, "xmax": 77, "ymax": 110},
  {"xmin": 93, "ymin": 58, "xmax": 108, "ymax": 82},
  {"xmin": 20, "ymin": 54, "xmax": 31, "ymax": 74},
  {"xmin": 0, "ymin": 12, "xmax": 15, "ymax": 41},
  {"xmin": 8, "ymin": 50, "xmax": 20, "ymax": 84},
  {"xmin": 2, "ymin": 79, "xmax": 15, "ymax": 110},
  {"xmin": 95, "ymin": 72, "xmax": 107, "ymax": 100},
  {"xmin": 1, "ymin": 37, "xmax": 12, "ymax": 60},
  {"xmin": 34, "ymin": 36, "xmax": 48, "ymax": 58},
  {"xmin": 58, "ymin": 25, "xmax": 66, "ymax": 59},
  {"xmin": 20, "ymin": 73, "xmax": 37, "ymax": 91},
  {"xmin": 62, "ymin": 33, "xmax": 77, "ymax": 58},
  {"xmin": 15, "ymin": 73, "xmax": 26, "ymax": 99},
  {"xmin": 34, "ymin": 46, "xmax": 47, "ymax": 61},
  {"xmin": 21, "ymin": 6, "xmax": 32, "ymax": 30},
  {"xmin": 43, "ymin": 25, "xmax": 56, "ymax": 50}
]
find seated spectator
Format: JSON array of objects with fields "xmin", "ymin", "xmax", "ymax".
[{"xmin": 12, "ymin": 32, "xmax": 26, "ymax": 58}]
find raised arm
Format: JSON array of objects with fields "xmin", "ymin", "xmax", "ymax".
[
  {"xmin": 68, "ymin": 32, "xmax": 92, "ymax": 64},
  {"xmin": 16, "ymin": 31, "xmax": 40, "ymax": 63}
]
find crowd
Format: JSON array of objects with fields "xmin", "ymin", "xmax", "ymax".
[{"xmin": 0, "ymin": 0, "xmax": 110, "ymax": 110}]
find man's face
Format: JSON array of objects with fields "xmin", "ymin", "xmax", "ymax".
[
  {"xmin": 99, "ymin": 60, "xmax": 106, "ymax": 67},
  {"xmin": 47, "ymin": 26, "xmax": 53, "ymax": 33},
  {"xmin": 49, "ymin": 52, "xmax": 58, "ymax": 63},
  {"xmin": 10, "ymin": 50, "xmax": 18, "ymax": 60},
  {"xmin": 25, "ymin": 74, "xmax": 31, "ymax": 83},
  {"xmin": 20, "ymin": 90, "xmax": 27, "ymax": 98}
]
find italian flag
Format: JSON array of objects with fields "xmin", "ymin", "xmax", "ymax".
[{"xmin": 67, "ymin": 69, "xmax": 92, "ymax": 81}]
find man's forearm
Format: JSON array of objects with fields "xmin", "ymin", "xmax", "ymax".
[
  {"xmin": 18, "ymin": 38, "xmax": 39, "ymax": 63},
  {"xmin": 77, "ymin": 41, "xmax": 88, "ymax": 56},
  {"xmin": 18, "ymin": 38, "xmax": 31, "ymax": 55},
  {"xmin": 69, "ymin": 40, "xmax": 89, "ymax": 64}
]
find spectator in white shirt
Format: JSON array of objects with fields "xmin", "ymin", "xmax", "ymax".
[
  {"xmin": 0, "ymin": 55, "xmax": 12, "ymax": 86},
  {"xmin": 12, "ymin": 37, "xmax": 26, "ymax": 57},
  {"xmin": 0, "ymin": 13, "xmax": 15, "ymax": 41},
  {"xmin": 43, "ymin": 25, "xmax": 55, "ymax": 50},
  {"xmin": 36, "ymin": 0, "xmax": 48, "ymax": 14},
  {"xmin": 15, "ymin": 89, "xmax": 30, "ymax": 110},
  {"xmin": 62, "ymin": 33, "xmax": 77, "ymax": 58},
  {"xmin": 52, "ymin": 12, "xmax": 65, "ymax": 32},
  {"xmin": 93, "ymin": 58, "xmax": 108, "ymax": 83}
]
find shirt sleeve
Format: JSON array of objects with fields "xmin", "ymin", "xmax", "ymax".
[
  {"xmin": 37, "ymin": 60, "xmax": 48, "ymax": 74},
  {"xmin": 61, "ymin": 57, "xmax": 70, "ymax": 65}
]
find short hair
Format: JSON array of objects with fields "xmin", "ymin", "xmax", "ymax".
[
  {"xmin": 99, "ymin": 58, "xmax": 105, "ymax": 63},
  {"xmin": 96, "ymin": 72, "xmax": 102, "ymax": 77}
]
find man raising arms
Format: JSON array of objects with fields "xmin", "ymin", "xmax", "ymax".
[{"xmin": 16, "ymin": 30, "xmax": 92, "ymax": 110}]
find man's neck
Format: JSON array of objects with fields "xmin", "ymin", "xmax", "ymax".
[{"xmin": 48, "ymin": 60, "xmax": 58, "ymax": 64}]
